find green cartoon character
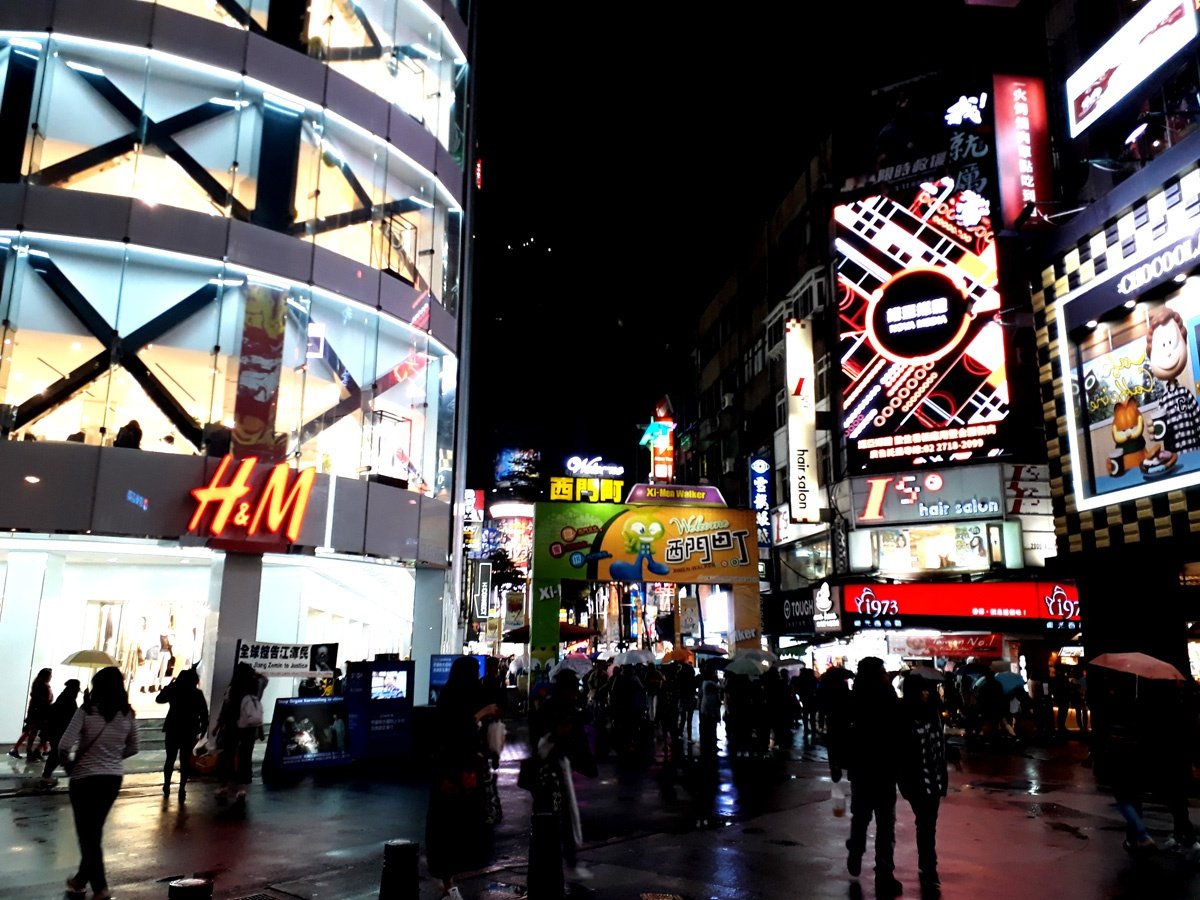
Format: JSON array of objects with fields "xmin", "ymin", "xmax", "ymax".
[{"xmin": 609, "ymin": 512, "xmax": 671, "ymax": 580}]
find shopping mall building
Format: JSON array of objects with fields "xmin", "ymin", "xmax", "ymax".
[{"xmin": 0, "ymin": 0, "xmax": 474, "ymax": 728}]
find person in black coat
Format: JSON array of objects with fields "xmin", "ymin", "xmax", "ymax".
[
  {"xmin": 898, "ymin": 672, "xmax": 949, "ymax": 895},
  {"xmin": 156, "ymin": 666, "xmax": 209, "ymax": 800},
  {"xmin": 38, "ymin": 678, "xmax": 82, "ymax": 785},
  {"xmin": 425, "ymin": 656, "xmax": 501, "ymax": 900},
  {"xmin": 845, "ymin": 657, "xmax": 903, "ymax": 899}
]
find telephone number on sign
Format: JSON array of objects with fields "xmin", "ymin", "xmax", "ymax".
[{"xmin": 933, "ymin": 438, "xmax": 985, "ymax": 453}]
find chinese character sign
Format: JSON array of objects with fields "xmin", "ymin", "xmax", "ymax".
[{"xmin": 236, "ymin": 640, "xmax": 338, "ymax": 677}]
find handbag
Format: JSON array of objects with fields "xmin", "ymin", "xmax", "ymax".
[
  {"xmin": 63, "ymin": 720, "xmax": 109, "ymax": 776},
  {"xmin": 517, "ymin": 756, "xmax": 539, "ymax": 792},
  {"xmin": 482, "ymin": 766, "xmax": 503, "ymax": 825},
  {"xmin": 486, "ymin": 720, "xmax": 507, "ymax": 758}
]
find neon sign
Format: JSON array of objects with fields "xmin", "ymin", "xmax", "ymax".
[{"xmin": 189, "ymin": 455, "xmax": 316, "ymax": 542}]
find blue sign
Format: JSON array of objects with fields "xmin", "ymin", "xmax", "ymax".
[{"xmin": 749, "ymin": 451, "xmax": 774, "ymax": 551}]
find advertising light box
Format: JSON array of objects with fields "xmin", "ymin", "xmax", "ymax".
[
  {"xmin": 1066, "ymin": 0, "xmax": 1198, "ymax": 138},
  {"xmin": 835, "ymin": 75, "xmax": 1017, "ymax": 476},
  {"xmin": 842, "ymin": 580, "xmax": 1080, "ymax": 630},
  {"xmin": 852, "ymin": 466, "xmax": 1004, "ymax": 525}
]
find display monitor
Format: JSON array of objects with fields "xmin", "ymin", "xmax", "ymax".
[{"xmin": 371, "ymin": 669, "xmax": 409, "ymax": 701}]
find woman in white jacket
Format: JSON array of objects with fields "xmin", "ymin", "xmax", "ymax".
[{"xmin": 60, "ymin": 666, "xmax": 139, "ymax": 900}]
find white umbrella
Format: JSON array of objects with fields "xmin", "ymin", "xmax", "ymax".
[
  {"xmin": 731, "ymin": 648, "xmax": 780, "ymax": 667},
  {"xmin": 549, "ymin": 655, "xmax": 593, "ymax": 679},
  {"xmin": 615, "ymin": 648, "xmax": 655, "ymax": 666},
  {"xmin": 61, "ymin": 649, "xmax": 119, "ymax": 669},
  {"xmin": 724, "ymin": 656, "xmax": 767, "ymax": 677}
]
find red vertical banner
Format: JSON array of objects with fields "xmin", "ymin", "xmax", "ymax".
[
  {"xmin": 233, "ymin": 285, "xmax": 287, "ymax": 464},
  {"xmin": 993, "ymin": 74, "xmax": 1054, "ymax": 229}
]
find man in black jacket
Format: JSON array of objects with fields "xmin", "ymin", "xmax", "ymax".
[{"xmin": 845, "ymin": 657, "xmax": 903, "ymax": 899}]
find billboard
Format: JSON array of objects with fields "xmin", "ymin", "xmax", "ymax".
[
  {"xmin": 835, "ymin": 74, "xmax": 1015, "ymax": 475},
  {"xmin": 1066, "ymin": 0, "xmax": 1198, "ymax": 138},
  {"xmin": 785, "ymin": 320, "xmax": 822, "ymax": 522},
  {"xmin": 842, "ymin": 580, "xmax": 1080, "ymax": 629},
  {"xmin": 494, "ymin": 448, "xmax": 541, "ymax": 490},
  {"xmin": 852, "ymin": 465, "xmax": 1004, "ymax": 526},
  {"xmin": 993, "ymin": 74, "xmax": 1053, "ymax": 229}
]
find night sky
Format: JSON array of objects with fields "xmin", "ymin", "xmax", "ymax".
[{"xmin": 463, "ymin": 3, "xmax": 976, "ymax": 489}]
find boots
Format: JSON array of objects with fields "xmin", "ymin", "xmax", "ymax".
[{"xmin": 163, "ymin": 777, "xmax": 171, "ymax": 797}]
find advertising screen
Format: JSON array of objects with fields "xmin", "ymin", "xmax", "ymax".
[
  {"xmin": 428, "ymin": 654, "xmax": 488, "ymax": 704},
  {"xmin": 835, "ymin": 75, "xmax": 1017, "ymax": 476},
  {"xmin": 1067, "ymin": 291, "xmax": 1200, "ymax": 506},
  {"xmin": 266, "ymin": 697, "xmax": 352, "ymax": 772},
  {"xmin": 370, "ymin": 669, "xmax": 409, "ymax": 700}
]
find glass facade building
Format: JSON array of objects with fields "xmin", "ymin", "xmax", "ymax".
[{"xmin": 0, "ymin": 0, "xmax": 473, "ymax": 726}]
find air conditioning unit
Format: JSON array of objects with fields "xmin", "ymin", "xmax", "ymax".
[{"xmin": 721, "ymin": 393, "xmax": 735, "ymax": 410}]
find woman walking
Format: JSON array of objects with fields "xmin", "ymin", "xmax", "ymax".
[
  {"xmin": 156, "ymin": 665, "xmax": 209, "ymax": 800},
  {"xmin": 214, "ymin": 661, "xmax": 266, "ymax": 807},
  {"xmin": 10, "ymin": 667, "xmax": 54, "ymax": 761},
  {"xmin": 59, "ymin": 666, "xmax": 139, "ymax": 900}
]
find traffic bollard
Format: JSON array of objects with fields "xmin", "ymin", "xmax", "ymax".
[
  {"xmin": 167, "ymin": 876, "xmax": 213, "ymax": 900},
  {"xmin": 527, "ymin": 811, "xmax": 564, "ymax": 900},
  {"xmin": 378, "ymin": 838, "xmax": 419, "ymax": 900}
]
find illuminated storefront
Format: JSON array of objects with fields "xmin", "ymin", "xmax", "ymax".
[{"xmin": 0, "ymin": 2, "xmax": 472, "ymax": 731}]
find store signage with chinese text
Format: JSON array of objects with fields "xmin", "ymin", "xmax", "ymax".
[
  {"xmin": 549, "ymin": 476, "xmax": 625, "ymax": 502},
  {"xmin": 852, "ymin": 465, "xmax": 1004, "ymax": 525},
  {"xmin": 993, "ymin": 74, "xmax": 1053, "ymax": 229},
  {"xmin": 749, "ymin": 451, "xmax": 773, "ymax": 552},
  {"xmin": 785, "ymin": 320, "xmax": 822, "ymax": 522},
  {"xmin": 843, "ymin": 581, "xmax": 1080, "ymax": 630},
  {"xmin": 189, "ymin": 455, "xmax": 315, "ymax": 543},
  {"xmin": 1065, "ymin": 0, "xmax": 1198, "ymax": 137}
]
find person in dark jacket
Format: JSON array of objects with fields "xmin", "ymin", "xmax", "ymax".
[
  {"xmin": 214, "ymin": 661, "xmax": 265, "ymax": 807},
  {"xmin": 156, "ymin": 666, "xmax": 209, "ymax": 801},
  {"xmin": 898, "ymin": 672, "xmax": 949, "ymax": 895},
  {"xmin": 10, "ymin": 667, "xmax": 54, "ymax": 761},
  {"xmin": 112, "ymin": 419, "xmax": 142, "ymax": 449},
  {"xmin": 845, "ymin": 657, "xmax": 903, "ymax": 899},
  {"xmin": 425, "ymin": 656, "xmax": 501, "ymax": 900},
  {"xmin": 38, "ymin": 678, "xmax": 82, "ymax": 786}
]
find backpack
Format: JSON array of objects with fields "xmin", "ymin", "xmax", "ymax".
[{"xmin": 237, "ymin": 693, "xmax": 264, "ymax": 728}]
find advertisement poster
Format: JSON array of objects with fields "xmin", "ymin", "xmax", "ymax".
[
  {"xmin": 530, "ymin": 502, "xmax": 761, "ymax": 675},
  {"xmin": 785, "ymin": 320, "xmax": 822, "ymax": 522},
  {"xmin": 835, "ymin": 73, "xmax": 1016, "ymax": 475},
  {"xmin": 236, "ymin": 640, "xmax": 338, "ymax": 677},
  {"xmin": 343, "ymin": 659, "xmax": 415, "ymax": 760},
  {"xmin": 1074, "ymin": 293, "xmax": 1200, "ymax": 502}
]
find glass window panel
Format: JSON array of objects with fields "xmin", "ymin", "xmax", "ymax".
[
  {"xmin": 432, "ymin": 351, "xmax": 455, "ymax": 500},
  {"xmin": 310, "ymin": 113, "xmax": 386, "ymax": 268},
  {"xmin": 134, "ymin": 0, "xmax": 248, "ymax": 29},
  {"xmin": 27, "ymin": 40, "xmax": 148, "ymax": 201},
  {"xmin": 277, "ymin": 287, "xmax": 313, "ymax": 464},
  {"xmin": 368, "ymin": 317, "xmax": 427, "ymax": 488},
  {"xmin": 297, "ymin": 291, "xmax": 376, "ymax": 476},
  {"xmin": 141, "ymin": 55, "xmax": 246, "ymax": 218}
]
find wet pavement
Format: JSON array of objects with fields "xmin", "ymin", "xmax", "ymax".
[{"xmin": 1, "ymin": 722, "xmax": 1197, "ymax": 900}]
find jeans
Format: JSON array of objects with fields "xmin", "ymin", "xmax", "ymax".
[
  {"xmin": 847, "ymin": 778, "xmax": 897, "ymax": 876},
  {"xmin": 908, "ymin": 794, "xmax": 941, "ymax": 875},
  {"xmin": 1115, "ymin": 799, "xmax": 1150, "ymax": 843},
  {"xmin": 69, "ymin": 775, "xmax": 122, "ymax": 892},
  {"xmin": 164, "ymin": 733, "xmax": 195, "ymax": 785}
]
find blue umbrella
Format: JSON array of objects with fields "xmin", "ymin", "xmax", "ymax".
[{"xmin": 995, "ymin": 671, "xmax": 1026, "ymax": 695}]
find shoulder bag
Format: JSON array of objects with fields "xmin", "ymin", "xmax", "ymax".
[{"xmin": 63, "ymin": 719, "xmax": 109, "ymax": 775}]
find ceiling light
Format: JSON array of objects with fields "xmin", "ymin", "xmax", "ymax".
[
  {"xmin": 1086, "ymin": 319, "xmax": 1099, "ymax": 328},
  {"xmin": 23, "ymin": 475, "xmax": 40, "ymax": 484},
  {"xmin": 1175, "ymin": 273, "xmax": 1188, "ymax": 283},
  {"xmin": 1125, "ymin": 122, "xmax": 1149, "ymax": 145},
  {"xmin": 1124, "ymin": 299, "xmax": 1137, "ymax": 309}
]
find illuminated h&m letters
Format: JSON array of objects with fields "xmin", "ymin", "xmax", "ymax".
[{"xmin": 189, "ymin": 455, "xmax": 316, "ymax": 542}]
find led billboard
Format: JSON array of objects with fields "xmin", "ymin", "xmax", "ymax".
[{"xmin": 835, "ymin": 75, "xmax": 1017, "ymax": 476}]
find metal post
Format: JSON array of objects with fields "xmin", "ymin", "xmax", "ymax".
[
  {"xmin": 379, "ymin": 838, "xmax": 419, "ymax": 900},
  {"xmin": 527, "ymin": 811, "xmax": 564, "ymax": 900}
]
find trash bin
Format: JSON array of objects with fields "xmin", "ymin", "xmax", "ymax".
[{"xmin": 167, "ymin": 877, "xmax": 213, "ymax": 900}]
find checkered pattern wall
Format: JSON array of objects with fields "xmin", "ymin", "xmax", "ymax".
[{"xmin": 1031, "ymin": 165, "xmax": 1200, "ymax": 554}]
